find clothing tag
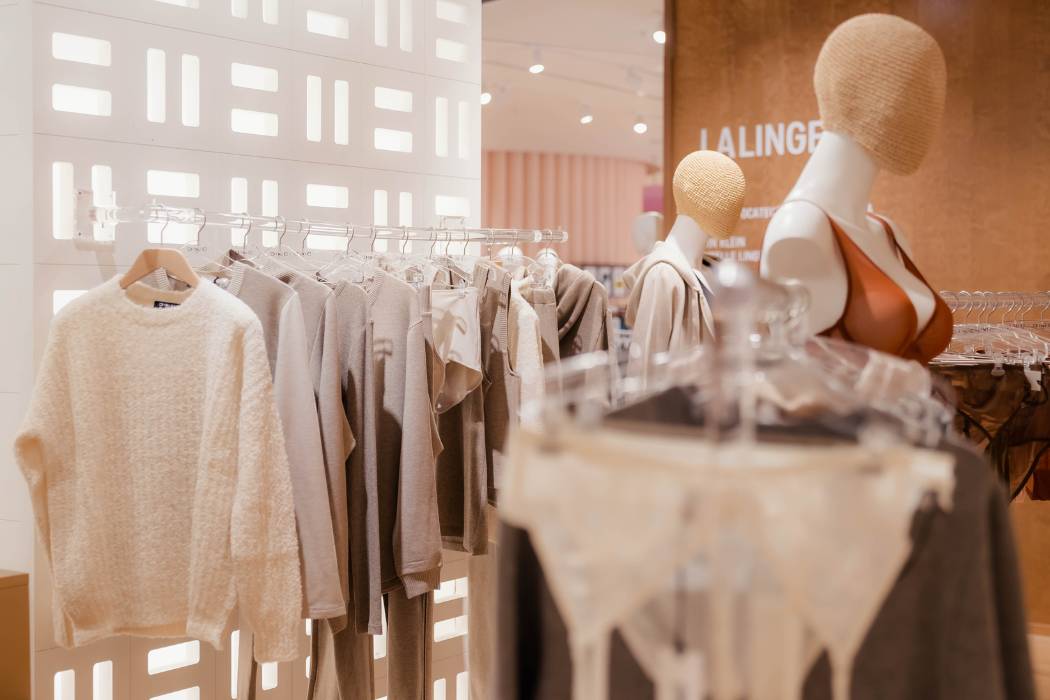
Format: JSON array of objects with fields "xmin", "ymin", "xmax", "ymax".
[{"xmin": 153, "ymin": 300, "xmax": 180, "ymax": 309}]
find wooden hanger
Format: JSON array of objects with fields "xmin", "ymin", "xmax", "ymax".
[{"xmin": 119, "ymin": 209, "xmax": 200, "ymax": 289}]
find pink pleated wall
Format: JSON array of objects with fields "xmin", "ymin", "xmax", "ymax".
[{"xmin": 481, "ymin": 150, "xmax": 651, "ymax": 265}]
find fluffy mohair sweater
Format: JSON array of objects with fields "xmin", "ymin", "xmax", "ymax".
[{"xmin": 14, "ymin": 277, "xmax": 302, "ymax": 662}]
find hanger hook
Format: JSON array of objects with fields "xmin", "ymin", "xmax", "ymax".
[
  {"xmin": 195, "ymin": 208, "xmax": 207, "ymax": 242},
  {"xmin": 302, "ymin": 220, "xmax": 312, "ymax": 254},
  {"xmin": 370, "ymin": 225, "xmax": 378, "ymax": 253},
  {"xmin": 241, "ymin": 215, "xmax": 253, "ymax": 252},
  {"xmin": 345, "ymin": 223, "xmax": 353, "ymax": 255}
]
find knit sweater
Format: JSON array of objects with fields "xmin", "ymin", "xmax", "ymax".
[{"xmin": 15, "ymin": 277, "xmax": 302, "ymax": 662}]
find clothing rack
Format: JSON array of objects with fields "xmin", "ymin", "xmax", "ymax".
[
  {"xmin": 933, "ymin": 289, "xmax": 1050, "ymax": 501},
  {"xmin": 84, "ymin": 199, "xmax": 569, "ymax": 246}
]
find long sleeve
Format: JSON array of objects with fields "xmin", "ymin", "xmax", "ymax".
[
  {"xmin": 310, "ymin": 294, "xmax": 354, "ymax": 607},
  {"xmin": 231, "ymin": 325, "xmax": 303, "ymax": 663},
  {"xmin": 14, "ymin": 321, "xmax": 75, "ymax": 646},
  {"xmin": 395, "ymin": 318, "xmax": 443, "ymax": 597},
  {"xmin": 274, "ymin": 295, "xmax": 344, "ymax": 619}
]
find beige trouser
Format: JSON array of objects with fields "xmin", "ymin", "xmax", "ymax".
[
  {"xmin": 467, "ymin": 506, "xmax": 500, "ymax": 700},
  {"xmin": 385, "ymin": 588, "xmax": 435, "ymax": 700}
]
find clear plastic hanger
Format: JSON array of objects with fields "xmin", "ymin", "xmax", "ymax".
[{"xmin": 536, "ymin": 266, "xmax": 946, "ymax": 447}]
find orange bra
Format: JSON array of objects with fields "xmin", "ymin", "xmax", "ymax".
[{"xmin": 820, "ymin": 212, "xmax": 953, "ymax": 364}]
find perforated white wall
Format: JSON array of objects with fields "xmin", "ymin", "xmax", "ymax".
[{"xmin": 0, "ymin": 0, "xmax": 481, "ymax": 697}]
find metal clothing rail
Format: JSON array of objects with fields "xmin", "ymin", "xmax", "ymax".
[{"xmin": 88, "ymin": 201, "xmax": 569, "ymax": 245}]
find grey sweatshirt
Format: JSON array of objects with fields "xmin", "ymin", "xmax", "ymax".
[
  {"xmin": 365, "ymin": 271, "xmax": 442, "ymax": 597},
  {"xmin": 266, "ymin": 267, "xmax": 355, "ymax": 609}
]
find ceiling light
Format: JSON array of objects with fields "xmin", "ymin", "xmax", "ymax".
[
  {"xmin": 579, "ymin": 105, "xmax": 593, "ymax": 125},
  {"xmin": 633, "ymin": 118, "xmax": 648, "ymax": 135},
  {"xmin": 480, "ymin": 91, "xmax": 492, "ymax": 105},
  {"xmin": 529, "ymin": 48, "xmax": 544, "ymax": 74},
  {"xmin": 652, "ymin": 29, "xmax": 666, "ymax": 45}
]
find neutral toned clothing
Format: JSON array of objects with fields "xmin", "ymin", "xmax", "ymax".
[
  {"xmin": 386, "ymin": 589, "xmax": 435, "ymax": 700},
  {"xmin": 498, "ymin": 389, "xmax": 1035, "ymax": 700},
  {"xmin": 467, "ymin": 506, "xmax": 500, "ymax": 700},
  {"xmin": 622, "ymin": 242, "xmax": 713, "ymax": 383},
  {"xmin": 331, "ymin": 280, "xmax": 384, "ymax": 635},
  {"xmin": 474, "ymin": 264, "xmax": 521, "ymax": 504},
  {"xmin": 311, "ymin": 614, "xmax": 375, "ymax": 700},
  {"xmin": 365, "ymin": 271, "xmax": 443, "ymax": 597},
  {"xmin": 254, "ymin": 260, "xmax": 355, "ymax": 608},
  {"xmin": 203, "ymin": 264, "xmax": 346, "ymax": 619},
  {"xmin": 432, "ymin": 288, "xmax": 488, "ymax": 554},
  {"xmin": 15, "ymin": 277, "xmax": 302, "ymax": 662},
  {"xmin": 431, "ymin": 288, "xmax": 484, "ymax": 412},
  {"xmin": 510, "ymin": 279, "xmax": 546, "ymax": 413},
  {"xmin": 554, "ymin": 263, "xmax": 614, "ymax": 360},
  {"xmin": 522, "ymin": 285, "xmax": 560, "ymax": 365}
]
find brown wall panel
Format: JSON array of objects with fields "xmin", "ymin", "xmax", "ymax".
[{"xmin": 667, "ymin": 0, "xmax": 1050, "ymax": 291}]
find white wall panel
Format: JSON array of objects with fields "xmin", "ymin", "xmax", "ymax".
[{"xmin": 11, "ymin": 0, "xmax": 481, "ymax": 696}]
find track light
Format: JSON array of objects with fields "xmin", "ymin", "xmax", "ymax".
[
  {"xmin": 652, "ymin": 29, "xmax": 666, "ymax": 45},
  {"xmin": 480, "ymin": 91, "xmax": 492, "ymax": 106},
  {"xmin": 579, "ymin": 105, "xmax": 593, "ymax": 125},
  {"xmin": 633, "ymin": 117, "xmax": 648, "ymax": 135},
  {"xmin": 528, "ymin": 48, "xmax": 544, "ymax": 74}
]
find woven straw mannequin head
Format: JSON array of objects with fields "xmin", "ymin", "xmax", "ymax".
[
  {"xmin": 672, "ymin": 151, "xmax": 746, "ymax": 240},
  {"xmin": 814, "ymin": 14, "xmax": 946, "ymax": 175}
]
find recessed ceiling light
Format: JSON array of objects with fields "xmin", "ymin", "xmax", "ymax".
[
  {"xmin": 652, "ymin": 30, "xmax": 666, "ymax": 45},
  {"xmin": 580, "ymin": 114, "xmax": 593, "ymax": 125},
  {"xmin": 480, "ymin": 91, "xmax": 492, "ymax": 105},
  {"xmin": 633, "ymin": 119, "xmax": 648, "ymax": 135},
  {"xmin": 529, "ymin": 48, "xmax": 544, "ymax": 74}
]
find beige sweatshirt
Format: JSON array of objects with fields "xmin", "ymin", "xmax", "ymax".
[
  {"xmin": 622, "ymin": 242, "xmax": 714, "ymax": 383},
  {"xmin": 365, "ymin": 271, "xmax": 443, "ymax": 597},
  {"xmin": 15, "ymin": 277, "xmax": 302, "ymax": 662}
]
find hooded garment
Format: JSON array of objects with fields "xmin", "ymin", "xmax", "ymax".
[
  {"xmin": 622, "ymin": 242, "xmax": 715, "ymax": 384},
  {"xmin": 554, "ymin": 263, "xmax": 614, "ymax": 360}
]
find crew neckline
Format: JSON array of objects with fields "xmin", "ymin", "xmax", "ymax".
[{"xmin": 108, "ymin": 274, "xmax": 210, "ymax": 325}]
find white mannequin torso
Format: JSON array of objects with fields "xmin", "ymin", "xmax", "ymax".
[
  {"xmin": 760, "ymin": 131, "xmax": 936, "ymax": 337},
  {"xmin": 666, "ymin": 214, "xmax": 709, "ymax": 269}
]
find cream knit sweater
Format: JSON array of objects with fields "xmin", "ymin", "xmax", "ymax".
[{"xmin": 15, "ymin": 276, "xmax": 302, "ymax": 662}]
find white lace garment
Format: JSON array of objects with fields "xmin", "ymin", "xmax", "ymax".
[{"xmin": 500, "ymin": 422, "xmax": 955, "ymax": 700}]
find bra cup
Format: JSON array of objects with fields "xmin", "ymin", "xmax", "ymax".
[
  {"xmin": 912, "ymin": 295, "xmax": 954, "ymax": 363},
  {"xmin": 831, "ymin": 224, "xmax": 917, "ymax": 357},
  {"xmin": 819, "ymin": 212, "xmax": 950, "ymax": 364}
]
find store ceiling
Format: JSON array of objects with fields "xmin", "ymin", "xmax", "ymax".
[{"xmin": 481, "ymin": 0, "xmax": 664, "ymax": 168}]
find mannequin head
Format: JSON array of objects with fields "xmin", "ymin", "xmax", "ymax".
[
  {"xmin": 814, "ymin": 13, "xmax": 946, "ymax": 175},
  {"xmin": 672, "ymin": 151, "xmax": 746, "ymax": 239},
  {"xmin": 631, "ymin": 211, "xmax": 662, "ymax": 255}
]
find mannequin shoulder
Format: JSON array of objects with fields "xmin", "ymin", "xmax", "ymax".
[{"xmin": 764, "ymin": 200, "xmax": 833, "ymax": 244}]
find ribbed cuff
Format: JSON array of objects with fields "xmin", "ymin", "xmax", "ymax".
[{"xmin": 401, "ymin": 567, "xmax": 442, "ymax": 598}]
